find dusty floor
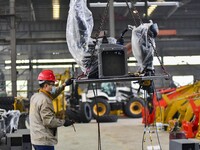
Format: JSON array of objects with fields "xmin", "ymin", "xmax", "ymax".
[{"xmin": 55, "ymin": 118, "xmax": 171, "ymax": 150}]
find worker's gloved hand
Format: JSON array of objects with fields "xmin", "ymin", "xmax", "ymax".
[
  {"xmin": 65, "ymin": 78, "xmax": 73, "ymax": 86},
  {"xmin": 63, "ymin": 119, "xmax": 75, "ymax": 127}
]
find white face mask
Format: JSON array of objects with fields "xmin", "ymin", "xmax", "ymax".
[{"xmin": 50, "ymin": 86, "xmax": 56, "ymax": 94}]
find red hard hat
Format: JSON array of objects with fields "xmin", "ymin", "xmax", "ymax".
[{"xmin": 37, "ymin": 70, "xmax": 56, "ymax": 82}]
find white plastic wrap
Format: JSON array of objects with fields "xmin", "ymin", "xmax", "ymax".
[
  {"xmin": 129, "ymin": 21, "xmax": 156, "ymax": 73},
  {"xmin": 66, "ymin": 0, "xmax": 94, "ymax": 73},
  {"xmin": 95, "ymin": 37, "xmax": 117, "ymax": 49},
  {"xmin": 2, "ymin": 110, "xmax": 20, "ymax": 133},
  {"xmin": 0, "ymin": 109, "xmax": 6, "ymax": 137}
]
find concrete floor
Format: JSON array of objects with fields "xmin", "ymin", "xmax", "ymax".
[{"xmin": 55, "ymin": 118, "xmax": 170, "ymax": 150}]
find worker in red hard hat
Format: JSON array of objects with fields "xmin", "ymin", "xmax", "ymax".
[{"xmin": 29, "ymin": 70, "xmax": 74, "ymax": 150}]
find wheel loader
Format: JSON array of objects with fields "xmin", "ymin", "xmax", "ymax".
[{"xmin": 86, "ymin": 82, "xmax": 144, "ymax": 119}]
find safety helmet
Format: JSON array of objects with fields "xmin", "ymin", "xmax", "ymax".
[{"xmin": 37, "ymin": 70, "xmax": 56, "ymax": 82}]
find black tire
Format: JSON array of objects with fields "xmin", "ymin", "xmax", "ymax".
[
  {"xmin": 66, "ymin": 107, "xmax": 81, "ymax": 123},
  {"xmin": 25, "ymin": 114, "xmax": 30, "ymax": 129},
  {"xmin": 18, "ymin": 112, "xmax": 28, "ymax": 129},
  {"xmin": 96, "ymin": 115, "xmax": 118, "ymax": 123},
  {"xmin": 80, "ymin": 102, "xmax": 92, "ymax": 123},
  {"xmin": 124, "ymin": 97, "xmax": 144, "ymax": 118},
  {"xmin": 90, "ymin": 98, "xmax": 111, "ymax": 118}
]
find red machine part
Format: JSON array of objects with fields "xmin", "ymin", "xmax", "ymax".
[
  {"xmin": 182, "ymin": 98, "xmax": 200, "ymax": 138},
  {"xmin": 142, "ymin": 93, "xmax": 157, "ymax": 125}
]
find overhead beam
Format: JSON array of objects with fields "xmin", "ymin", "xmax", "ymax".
[
  {"xmin": 0, "ymin": 35, "xmax": 199, "ymax": 45},
  {"xmin": 89, "ymin": 2, "xmax": 180, "ymax": 7}
]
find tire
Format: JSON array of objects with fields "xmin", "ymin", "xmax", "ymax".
[
  {"xmin": 66, "ymin": 107, "xmax": 81, "ymax": 123},
  {"xmin": 18, "ymin": 112, "xmax": 28, "ymax": 129},
  {"xmin": 96, "ymin": 115, "xmax": 118, "ymax": 123},
  {"xmin": 90, "ymin": 98, "xmax": 111, "ymax": 118},
  {"xmin": 25, "ymin": 114, "xmax": 30, "ymax": 129},
  {"xmin": 124, "ymin": 97, "xmax": 144, "ymax": 118},
  {"xmin": 17, "ymin": 113, "xmax": 30, "ymax": 129},
  {"xmin": 80, "ymin": 102, "xmax": 92, "ymax": 123}
]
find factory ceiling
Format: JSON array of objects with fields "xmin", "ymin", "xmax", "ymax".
[{"xmin": 0, "ymin": 0, "xmax": 199, "ymax": 63}]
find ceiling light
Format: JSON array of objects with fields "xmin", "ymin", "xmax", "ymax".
[
  {"xmin": 53, "ymin": 52, "xmax": 59, "ymax": 55},
  {"xmin": 133, "ymin": 10, "xmax": 138, "ymax": 14},
  {"xmin": 52, "ymin": 0, "xmax": 60, "ymax": 20}
]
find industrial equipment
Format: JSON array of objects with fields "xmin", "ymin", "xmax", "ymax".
[
  {"xmin": 98, "ymin": 44, "xmax": 128, "ymax": 78},
  {"xmin": 145, "ymin": 81, "xmax": 200, "ymax": 139},
  {"xmin": 0, "ymin": 96, "xmax": 29, "ymax": 130},
  {"xmin": 154, "ymin": 81, "xmax": 200, "ymax": 124},
  {"xmin": 0, "ymin": 128, "xmax": 31, "ymax": 150},
  {"xmin": 170, "ymin": 139, "xmax": 199, "ymax": 150},
  {"xmin": 86, "ymin": 82, "xmax": 144, "ymax": 119},
  {"xmin": 181, "ymin": 97, "xmax": 200, "ymax": 139},
  {"xmin": 55, "ymin": 69, "xmax": 92, "ymax": 123},
  {"xmin": 65, "ymin": 83, "xmax": 92, "ymax": 123}
]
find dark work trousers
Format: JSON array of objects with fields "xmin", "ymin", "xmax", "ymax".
[{"xmin": 33, "ymin": 145, "xmax": 55, "ymax": 150}]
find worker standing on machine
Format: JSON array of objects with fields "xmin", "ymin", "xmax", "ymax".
[{"xmin": 29, "ymin": 70, "xmax": 74, "ymax": 150}]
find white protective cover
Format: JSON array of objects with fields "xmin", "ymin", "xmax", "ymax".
[
  {"xmin": 66, "ymin": 0, "xmax": 94, "ymax": 73},
  {"xmin": 129, "ymin": 21, "xmax": 156, "ymax": 73},
  {"xmin": 2, "ymin": 110, "xmax": 20, "ymax": 133}
]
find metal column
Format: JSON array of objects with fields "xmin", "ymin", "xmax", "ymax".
[
  {"xmin": 27, "ymin": 0, "xmax": 34, "ymax": 99},
  {"xmin": 10, "ymin": 0, "xmax": 17, "ymax": 97},
  {"xmin": 28, "ymin": 45, "xmax": 33, "ymax": 99},
  {"xmin": 109, "ymin": 0, "xmax": 115, "ymax": 37}
]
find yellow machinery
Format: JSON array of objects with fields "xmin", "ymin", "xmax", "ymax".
[
  {"xmin": 14, "ymin": 97, "xmax": 30, "ymax": 129},
  {"xmin": 164, "ymin": 93, "xmax": 200, "ymax": 124},
  {"xmin": 155, "ymin": 81, "xmax": 200, "ymax": 124},
  {"xmin": 53, "ymin": 69, "xmax": 71, "ymax": 119},
  {"xmin": 54, "ymin": 69, "xmax": 92, "ymax": 123},
  {"xmin": 153, "ymin": 81, "xmax": 200, "ymax": 139},
  {"xmin": 0, "ymin": 96, "xmax": 30, "ymax": 129},
  {"xmin": 14, "ymin": 97, "xmax": 29, "ymax": 113}
]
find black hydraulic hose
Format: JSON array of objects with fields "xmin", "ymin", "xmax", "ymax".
[
  {"xmin": 142, "ymin": 129, "xmax": 146, "ymax": 150},
  {"xmin": 92, "ymin": 84, "xmax": 102, "ymax": 150},
  {"xmin": 121, "ymin": 28, "xmax": 128, "ymax": 37}
]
